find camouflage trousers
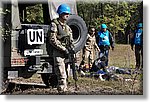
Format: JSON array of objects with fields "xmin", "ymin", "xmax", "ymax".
[
  {"xmin": 82, "ymin": 50, "xmax": 94, "ymax": 65},
  {"xmin": 54, "ymin": 57, "xmax": 67, "ymax": 91},
  {"xmin": 135, "ymin": 45, "xmax": 143, "ymax": 69}
]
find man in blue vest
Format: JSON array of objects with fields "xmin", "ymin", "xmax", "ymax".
[
  {"xmin": 97, "ymin": 24, "xmax": 115, "ymax": 67},
  {"xmin": 131, "ymin": 23, "xmax": 143, "ymax": 70}
]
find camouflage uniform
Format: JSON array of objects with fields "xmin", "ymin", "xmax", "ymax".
[
  {"xmin": 82, "ymin": 34, "xmax": 99, "ymax": 66},
  {"xmin": 49, "ymin": 18, "xmax": 73, "ymax": 91}
]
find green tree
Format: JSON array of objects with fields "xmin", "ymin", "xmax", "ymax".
[
  {"xmin": 26, "ymin": 4, "xmax": 44, "ymax": 24},
  {"xmin": 77, "ymin": 1, "xmax": 143, "ymax": 44}
]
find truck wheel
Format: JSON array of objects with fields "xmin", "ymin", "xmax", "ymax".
[
  {"xmin": 67, "ymin": 15, "xmax": 88, "ymax": 52},
  {"xmin": 41, "ymin": 73, "xmax": 58, "ymax": 88}
]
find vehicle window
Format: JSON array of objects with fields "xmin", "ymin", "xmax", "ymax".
[{"xmin": 19, "ymin": 4, "xmax": 44, "ymax": 24}]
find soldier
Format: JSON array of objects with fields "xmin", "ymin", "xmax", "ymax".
[
  {"xmin": 80, "ymin": 27, "xmax": 100, "ymax": 70},
  {"xmin": 131, "ymin": 23, "xmax": 143, "ymax": 70},
  {"xmin": 97, "ymin": 24, "xmax": 115, "ymax": 67},
  {"xmin": 48, "ymin": 4, "xmax": 74, "ymax": 92}
]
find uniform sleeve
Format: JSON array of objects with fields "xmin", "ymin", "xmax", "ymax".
[
  {"xmin": 49, "ymin": 22, "xmax": 66, "ymax": 51},
  {"xmin": 84, "ymin": 34, "xmax": 91, "ymax": 51},
  {"xmin": 94, "ymin": 36, "xmax": 100, "ymax": 51},
  {"xmin": 109, "ymin": 32, "xmax": 115, "ymax": 48},
  {"xmin": 94, "ymin": 41, "xmax": 100, "ymax": 51}
]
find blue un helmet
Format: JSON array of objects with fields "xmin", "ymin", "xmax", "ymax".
[
  {"xmin": 57, "ymin": 4, "xmax": 71, "ymax": 15},
  {"xmin": 137, "ymin": 23, "xmax": 142, "ymax": 28},
  {"xmin": 101, "ymin": 24, "xmax": 107, "ymax": 29}
]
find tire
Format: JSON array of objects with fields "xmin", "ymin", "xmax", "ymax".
[{"xmin": 67, "ymin": 15, "xmax": 88, "ymax": 52}]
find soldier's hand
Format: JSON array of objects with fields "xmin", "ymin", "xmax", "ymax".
[{"xmin": 98, "ymin": 49, "xmax": 100, "ymax": 52}]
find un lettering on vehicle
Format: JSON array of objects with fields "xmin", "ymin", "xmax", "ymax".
[{"xmin": 27, "ymin": 29, "xmax": 44, "ymax": 45}]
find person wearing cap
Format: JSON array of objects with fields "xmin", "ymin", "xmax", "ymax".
[
  {"xmin": 48, "ymin": 4, "xmax": 74, "ymax": 92},
  {"xmin": 131, "ymin": 23, "xmax": 143, "ymax": 70},
  {"xmin": 97, "ymin": 24, "xmax": 115, "ymax": 67}
]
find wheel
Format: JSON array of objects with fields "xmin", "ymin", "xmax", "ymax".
[
  {"xmin": 67, "ymin": 15, "xmax": 88, "ymax": 52},
  {"xmin": 41, "ymin": 73, "xmax": 58, "ymax": 88}
]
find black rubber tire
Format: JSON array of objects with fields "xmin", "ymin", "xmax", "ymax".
[{"xmin": 67, "ymin": 15, "xmax": 88, "ymax": 52}]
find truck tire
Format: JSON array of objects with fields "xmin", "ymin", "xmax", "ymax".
[{"xmin": 67, "ymin": 15, "xmax": 88, "ymax": 52}]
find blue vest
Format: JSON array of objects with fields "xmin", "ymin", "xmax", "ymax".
[
  {"xmin": 134, "ymin": 29, "xmax": 142, "ymax": 45},
  {"xmin": 98, "ymin": 30, "xmax": 110, "ymax": 46}
]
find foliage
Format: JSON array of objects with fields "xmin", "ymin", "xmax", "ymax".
[
  {"xmin": 26, "ymin": 4, "xmax": 44, "ymax": 24},
  {"xmin": 0, "ymin": 1, "xmax": 143, "ymax": 44},
  {"xmin": 0, "ymin": 4, "xmax": 44, "ymax": 41},
  {"xmin": 0, "ymin": 7, "xmax": 11, "ymax": 41},
  {"xmin": 77, "ymin": 1, "xmax": 143, "ymax": 44}
]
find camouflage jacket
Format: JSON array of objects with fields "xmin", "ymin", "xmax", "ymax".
[
  {"xmin": 84, "ymin": 34, "xmax": 99, "ymax": 52},
  {"xmin": 48, "ymin": 18, "xmax": 74, "ymax": 57}
]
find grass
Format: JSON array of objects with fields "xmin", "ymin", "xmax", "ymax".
[
  {"xmin": 68, "ymin": 76, "xmax": 143, "ymax": 95},
  {"xmin": 73, "ymin": 44, "xmax": 143, "ymax": 95},
  {"xmin": 109, "ymin": 44, "xmax": 135, "ymax": 68},
  {"xmin": 6, "ymin": 44, "xmax": 142, "ymax": 95},
  {"xmin": 77, "ymin": 44, "xmax": 136, "ymax": 68}
]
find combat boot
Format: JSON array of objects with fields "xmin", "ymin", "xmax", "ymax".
[{"xmin": 57, "ymin": 80, "xmax": 68, "ymax": 92}]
